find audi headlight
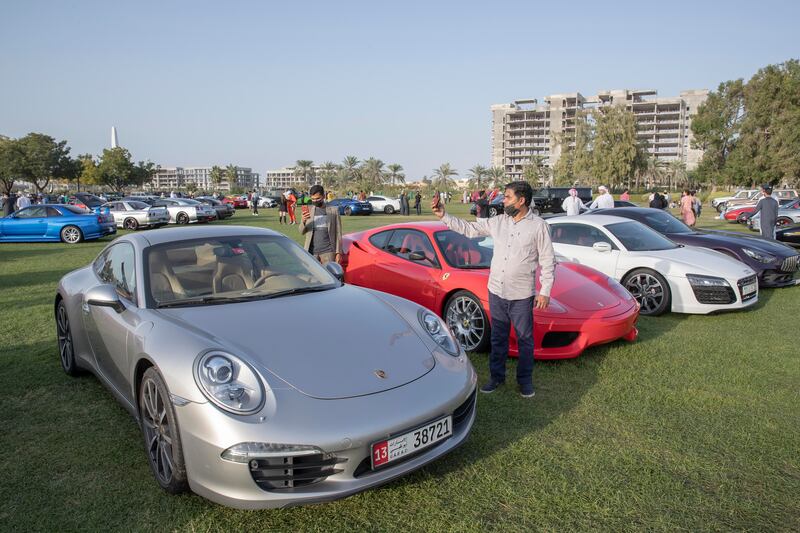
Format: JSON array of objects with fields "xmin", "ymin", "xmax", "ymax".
[
  {"xmin": 686, "ymin": 274, "xmax": 730, "ymax": 288},
  {"xmin": 194, "ymin": 351, "xmax": 264, "ymax": 414},
  {"xmin": 418, "ymin": 310, "xmax": 460, "ymax": 356},
  {"xmin": 742, "ymin": 247, "xmax": 776, "ymax": 263}
]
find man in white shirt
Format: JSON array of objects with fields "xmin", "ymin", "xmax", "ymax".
[
  {"xmin": 16, "ymin": 194, "xmax": 31, "ymax": 210},
  {"xmin": 588, "ymin": 185, "xmax": 614, "ymax": 210},
  {"xmin": 561, "ymin": 188, "xmax": 583, "ymax": 216}
]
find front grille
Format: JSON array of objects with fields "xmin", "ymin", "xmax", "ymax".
[
  {"xmin": 781, "ymin": 255, "xmax": 800, "ymax": 272},
  {"xmin": 737, "ymin": 275, "xmax": 758, "ymax": 301},
  {"xmin": 541, "ymin": 331, "xmax": 579, "ymax": 348},
  {"xmin": 249, "ymin": 453, "xmax": 347, "ymax": 491},
  {"xmin": 692, "ymin": 285, "xmax": 736, "ymax": 304}
]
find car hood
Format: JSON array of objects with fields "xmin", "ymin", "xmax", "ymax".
[
  {"xmin": 639, "ymin": 246, "xmax": 755, "ymax": 279},
  {"xmin": 155, "ymin": 285, "xmax": 435, "ymax": 399},
  {"xmin": 685, "ymin": 230, "xmax": 797, "ymax": 257}
]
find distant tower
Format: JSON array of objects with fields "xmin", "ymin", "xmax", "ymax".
[{"xmin": 111, "ymin": 127, "xmax": 119, "ymax": 148}]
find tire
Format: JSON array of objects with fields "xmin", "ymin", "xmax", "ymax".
[
  {"xmin": 55, "ymin": 300, "xmax": 81, "ymax": 376},
  {"xmin": 736, "ymin": 213, "xmax": 748, "ymax": 224},
  {"xmin": 384, "ymin": 205, "xmax": 395, "ymax": 214},
  {"xmin": 176, "ymin": 212, "xmax": 190, "ymax": 225},
  {"xmin": 716, "ymin": 202, "xmax": 726, "ymax": 213},
  {"xmin": 622, "ymin": 269, "xmax": 671, "ymax": 316},
  {"xmin": 124, "ymin": 217, "xmax": 139, "ymax": 231},
  {"xmin": 344, "ymin": 207, "xmax": 353, "ymax": 216},
  {"xmin": 60, "ymin": 225, "xmax": 83, "ymax": 244},
  {"xmin": 139, "ymin": 367, "xmax": 189, "ymax": 494},
  {"xmin": 445, "ymin": 291, "xmax": 490, "ymax": 352},
  {"xmin": 776, "ymin": 217, "xmax": 793, "ymax": 227},
  {"xmin": 488, "ymin": 206, "xmax": 499, "ymax": 217}
]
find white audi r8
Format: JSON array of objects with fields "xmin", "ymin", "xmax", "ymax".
[{"xmin": 547, "ymin": 215, "xmax": 759, "ymax": 316}]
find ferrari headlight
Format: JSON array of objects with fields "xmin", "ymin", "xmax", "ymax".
[
  {"xmin": 194, "ymin": 351, "xmax": 264, "ymax": 414},
  {"xmin": 742, "ymin": 247, "xmax": 776, "ymax": 263},
  {"xmin": 418, "ymin": 310, "xmax": 460, "ymax": 356}
]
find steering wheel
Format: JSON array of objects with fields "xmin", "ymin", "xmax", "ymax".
[{"xmin": 253, "ymin": 272, "xmax": 280, "ymax": 288}]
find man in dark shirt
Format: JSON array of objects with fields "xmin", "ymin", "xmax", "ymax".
[
  {"xmin": 300, "ymin": 184, "xmax": 342, "ymax": 264},
  {"xmin": 748, "ymin": 184, "xmax": 780, "ymax": 239}
]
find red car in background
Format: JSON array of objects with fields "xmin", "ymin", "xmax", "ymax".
[
  {"xmin": 223, "ymin": 196, "xmax": 249, "ymax": 209},
  {"xmin": 342, "ymin": 222, "xmax": 639, "ymax": 360},
  {"xmin": 723, "ymin": 205, "xmax": 756, "ymax": 223}
]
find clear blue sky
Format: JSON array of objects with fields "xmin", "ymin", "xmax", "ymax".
[{"xmin": 1, "ymin": 0, "xmax": 798, "ymax": 182}]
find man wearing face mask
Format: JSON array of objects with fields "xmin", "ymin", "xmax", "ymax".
[
  {"xmin": 300, "ymin": 184, "xmax": 342, "ymax": 265},
  {"xmin": 432, "ymin": 181, "xmax": 555, "ymax": 398}
]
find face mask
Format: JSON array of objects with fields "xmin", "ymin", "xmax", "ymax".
[
  {"xmin": 312, "ymin": 200, "xmax": 324, "ymax": 207},
  {"xmin": 504, "ymin": 204, "xmax": 520, "ymax": 217}
]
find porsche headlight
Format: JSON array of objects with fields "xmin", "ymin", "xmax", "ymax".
[
  {"xmin": 742, "ymin": 247, "xmax": 776, "ymax": 264},
  {"xmin": 418, "ymin": 310, "xmax": 460, "ymax": 356},
  {"xmin": 194, "ymin": 351, "xmax": 264, "ymax": 414}
]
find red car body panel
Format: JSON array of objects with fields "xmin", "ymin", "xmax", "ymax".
[
  {"xmin": 342, "ymin": 221, "xmax": 638, "ymax": 360},
  {"xmin": 223, "ymin": 197, "xmax": 249, "ymax": 209},
  {"xmin": 723, "ymin": 206, "xmax": 755, "ymax": 221}
]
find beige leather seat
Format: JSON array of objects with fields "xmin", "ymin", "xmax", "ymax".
[
  {"xmin": 149, "ymin": 249, "xmax": 188, "ymax": 301},
  {"xmin": 213, "ymin": 254, "xmax": 255, "ymax": 293}
]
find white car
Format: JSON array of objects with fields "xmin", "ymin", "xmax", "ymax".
[
  {"xmin": 367, "ymin": 195, "xmax": 402, "ymax": 214},
  {"xmin": 257, "ymin": 197, "xmax": 277, "ymax": 208},
  {"xmin": 152, "ymin": 198, "xmax": 218, "ymax": 224},
  {"xmin": 547, "ymin": 215, "xmax": 758, "ymax": 316},
  {"xmin": 713, "ymin": 190, "xmax": 758, "ymax": 212}
]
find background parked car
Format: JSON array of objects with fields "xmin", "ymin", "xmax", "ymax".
[
  {"xmin": 223, "ymin": 196, "xmax": 249, "ymax": 209},
  {"xmin": 367, "ymin": 195, "xmax": 401, "ymax": 214},
  {"xmin": 257, "ymin": 197, "xmax": 277, "ymax": 208},
  {"xmin": 196, "ymin": 196, "xmax": 235, "ymax": 219},
  {"xmin": 747, "ymin": 198, "xmax": 800, "ymax": 232},
  {"xmin": 122, "ymin": 195, "xmax": 160, "ymax": 206},
  {"xmin": 1, "ymin": 204, "xmax": 116, "ymax": 244},
  {"xmin": 152, "ymin": 198, "xmax": 217, "ymax": 224},
  {"xmin": 102, "ymin": 200, "xmax": 169, "ymax": 230},
  {"xmin": 712, "ymin": 189, "xmax": 758, "ymax": 212},
  {"xmin": 327, "ymin": 198, "xmax": 373, "ymax": 216},
  {"xmin": 69, "ymin": 192, "xmax": 105, "ymax": 211}
]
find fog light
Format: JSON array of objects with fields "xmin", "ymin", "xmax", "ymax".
[{"xmin": 221, "ymin": 442, "xmax": 323, "ymax": 463}]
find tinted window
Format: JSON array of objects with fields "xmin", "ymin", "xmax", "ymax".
[
  {"xmin": 367, "ymin": 196, "xmax": 381, "ymax": 201},
  {"xmin": 368, "ymin": 230, "xmax": 392, "ymax": 250},
  {"xmin": 96, "ymin": 243, "xmax": 137, "ymax": 303},
  {"xmin": 550, "ymin": 223, "xmax": 616, "ymax": 248},
  {"xmin": 127, "ymin": 201, "xmax": 150, "ymax": 210},
  {"xmin": 383, "ymin": 229, "xmax": 439, "ymax": 267},
  {"xmin": 638, "ymin": 211, "xmax": 692, "ymax": 234},
  {"xmin": 15, "ymin": 206, "xmax": 47, "ymax": 218},
  {"xmin": 46, "ymin": 207, "xmax": 63, "ymax": 217},
  {"xmin": 606, "ymin": 221, "xmax": 678, "ymax": 251}
]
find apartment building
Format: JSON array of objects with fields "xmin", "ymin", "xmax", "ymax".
[
  {"xmin": 263, "ymin": 165, "xmax": 324, "ymax": 189},
  {"xmin": 149, "ymin": 166, "xmax": 260, "ymax": 192},
  {"xmin": 491, "ymin": 89, "xmax": 709, "ymax": 181}
]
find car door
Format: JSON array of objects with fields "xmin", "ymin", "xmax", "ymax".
[
  {"xmin": 372, "ymin": 229, "xmax": 440, "ymax": 309},
  {"xmin": 83, "ymin": 242, "xmax": 141, "ymax": 404},
  {"xmin": 4, "ymin": 206, "xmax": 49, "ymax": 237},
  {"xmin": 550, "ymin": 223, "xmax": 621, "ymax": 277}
]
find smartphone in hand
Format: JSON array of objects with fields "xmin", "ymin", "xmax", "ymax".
[{"xmin": 301, "ymin": 204, "xmax": 310, "ymax": 216}]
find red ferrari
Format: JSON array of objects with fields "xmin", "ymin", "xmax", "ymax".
[
  {"xmin": 342, "ymin": 222, "xmax": 639, "ymax": 360},
  {"xmin": 223, "ymin": 196, "xmax": 249, "ymax": 209},
  {"xmin": 723, "ymin": 206, "xmax": 756, "ymax": 222}
]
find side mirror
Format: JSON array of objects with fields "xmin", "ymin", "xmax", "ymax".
[
  {"xmin": 593, "ymin": 242, "xmax": 612, "ymax": 253},
  {"xmin": 325, "ymin": 261, "xmax": 345, "ymax": 282},
  {"xmin": 408, "ymin": 251, "xmax": 427, "ymax": 262},
  {"xmin": 85, "ymin": 284, "xmax": 126, "ymax": 313}
]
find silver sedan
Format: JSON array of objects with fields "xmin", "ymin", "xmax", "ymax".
[
  {"xmin": 152, "ymin": 198, "xmax": 218, "ymax": 224},
  {"xmin": 103, "ymin": 201, "xmax": 169, "ymax": 230},
  {"xmin": 54, "ymin": 225, "xmax": 477, "ymax": 509}
]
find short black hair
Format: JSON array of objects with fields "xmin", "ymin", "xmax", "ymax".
[
  {"xmin": 309, "ymin": 184, "xmax": 325, "ymax": 196},
  {"xmin": 504, "ymin": 181, "xmax": 533, "ymax": 206}
]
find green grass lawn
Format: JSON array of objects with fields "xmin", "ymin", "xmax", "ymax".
[{"xmin": 0, "ymin": 204, "xmax": 798, "ymax": 531}]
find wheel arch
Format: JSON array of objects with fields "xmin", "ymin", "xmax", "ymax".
[{"xmin": 618, "ymin": 266, "xmax": 676, "ymax": 312}]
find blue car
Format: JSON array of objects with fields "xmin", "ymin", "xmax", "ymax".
[
  {"xmin": 326, "ymin": 198, "xmax": 373, "ymax": 216},
  {"xmin": 0, "ymin": 204, "xmax": 116, "ymax": 244}
]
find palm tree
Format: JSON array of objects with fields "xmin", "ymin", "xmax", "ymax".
[
  {"xmin": 339, "ymin": 155, "xmax": 360, "ymax": 189},
  {"xmin": 387, "ymin": 163, "xmax": 405, "ymax": 185},
  {"xmin": 209, "ymin": 165, "xmax": 224, "ymax": 192},
  {"xmin": 319, "ymin": 161, "xmax": 337, "ymax": 189},
  {"xmin": 432, "ymin": 163, "xmax": 458, "ymax": 192},
  {"xmin": 294, "ymin": 160, "xmax": 315, "ymax": 185},
  {"xmin": 360, "ymin": 157, "xmax": 385, "ymax": 191},
  {"xmin": 467, "ymin": 164, "xmax": 487, "ymax": 190},
  {"xmin": 668, "ymin": 160, "xmax": 688, "ymax": 189},
  {"xmin": 487, "ymin": 166, "xmax": 505, "ymax": 188},
  {"xmin": 224, "ymin": 164, "xmax": 238, "ymax": 191}
]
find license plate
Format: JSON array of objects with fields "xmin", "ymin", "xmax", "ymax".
[
  {"xmin": 371, "ymin": 415, "xmax": 452, "ymax": 469},
  {"xmin": 742, "ymin": 283, "xmax": 757, "ymax": 295}
]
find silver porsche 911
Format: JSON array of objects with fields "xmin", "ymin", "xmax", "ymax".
[{"xmin": 54, "ymin": 225, "xmax": 477, "ymax": 509}]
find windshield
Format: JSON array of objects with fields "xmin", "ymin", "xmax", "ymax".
[
  {"xmin": 176, "ymin": 199, "xmax": 201, "ymax": 205},
  {"xmin": 146, "ymin": 235, "xmax": 338, "ymax": 307},
  {"xmin": 605, "ymin": 221, "xmax": 679, "ymax": 251},
  {"xmin": 637, "ymin": 210, "xmax": 693, "ymax": 234},
  {"xmin": 434, "ymin": 230, "xmax": 493, "ymax": 269},
  {"xmin": 128, "ymin": 201, "xmax": 150, "ymax": 210}
]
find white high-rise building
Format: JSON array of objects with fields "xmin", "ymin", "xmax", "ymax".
[
  {"xmin": 148, "ymin": 166, "xmax": 260, "ymax": 192},
  {"xmin": 111, "ymin": 127, "xmax": 119, "ymax": 148}
]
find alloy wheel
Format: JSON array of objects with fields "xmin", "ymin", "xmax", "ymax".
[
  {"xmin": 56, "ymin": 304, "xmax": 75, "ymax": 373},
  {"xmin": 445, "ymin": 296, "xmax": 486, "ymax": 351},
  {"xmin": 141, "ymin": 377, "xmax": 175, "ymax": 485},
  {"xmin": 624, "ymin": 273, "xmax": 665, "ymax": 315},
  {"xmin": 62, "ymin": 226, "xmax": 81, "ymax": 244}
]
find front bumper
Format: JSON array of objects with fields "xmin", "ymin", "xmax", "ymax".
[{"xmin": 176, "ymin": 362, "xmax": 477, "ymax": 509}]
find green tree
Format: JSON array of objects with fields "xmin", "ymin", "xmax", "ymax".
[
  {"xmin": 0, "ymin": 137, "xmax": 25, "ymax": 195},
  {"xmin": 386, "ymin": 163, "xmax": 405, "ymax": 185},
  {"xmin": 91, "ymin": 147, "xmax": 154, "ymax": 192},
  {"xmin": 522, "ymin": 156, "xmax": 551, "ymax": 187},
  {"xmin": 487, "ymin": 166, "xmax": 505, "ymax": 188},
  {"xmin": 225, "ymin": 164, "xmax": 239, "ymax": 190},
  {"xmin": 17, "ymin": 133, "xmax": 75, "ymax": 193},
  {"xmin": 466, "ymin": 165, "xmax": 487, "ymax": 190},
  {"xmin": 359, "ymin": 157, "xmax": 385, "ymax": 191},
  {"xmin": 293, "ymin": 160, "xmax": 315, "ymax": 186},
  {"xmin": 432, "ymin": 163, "xmax": 458, "ymax": 192},
  {"xmin": 592, "ymin": 106, "xmax": 641, "ymax": 187},
  {"xmin": 318, "ymin": 161, "xmax": 338, "ymax": 189},
  {"xmin": 339, "ymin": 155, "xmax": 360, "ymax": 188},
  {"xmin": 553, "ymin": 111, "xmax": 593, "ymax": 185},
  {"xmin": 209, "ymin": 165, "xmax": 225, "ymax": 191}
]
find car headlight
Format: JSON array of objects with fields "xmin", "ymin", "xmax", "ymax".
[
  {"xmin": 194, "ymin": 351, "xmax": 265, "ymax": 414},
  {"xmin": 742, "ymin": 247, "xmax": 776, "ymax": 263},
  {"xmin": 686, "ymin": 274, "xmax": 731, "ymax": 288},
  {"xmin": 418, "ymin": 310, "xmax": 460, "ymax": 356},
  {"xmin": 221, "ymin": 442, "xmax": 323, "ymax": 462}
]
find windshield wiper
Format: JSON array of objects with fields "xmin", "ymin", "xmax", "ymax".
[
  {"xmin": 156, "ymin": 285, "xmax": 337, "ymax": 308},
  {"xmin": 258, "ymin": 285, "xmax": 337, "ymax": 300}
]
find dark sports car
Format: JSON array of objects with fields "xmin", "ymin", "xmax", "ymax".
[
  {"xmin": 327, "ymin": 198, "xmax": 373, "ymax": 216},
  {"xmin": 592, "ymin": 207, "xmax": 800, "ymax": 287},
  {"xmin": 776, "ymin": 224, "xmax": 800, "ymax": 248}
]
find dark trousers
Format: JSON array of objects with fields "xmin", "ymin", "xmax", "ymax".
[
  {"xmin": 414, "ymin": 203, "xmax": 421, "ymax": 215},
  {"xmin": 488, "ymin": 291, "xmax": 534, "ymax": 386}
]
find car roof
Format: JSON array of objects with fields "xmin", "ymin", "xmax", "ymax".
[{"xmin": 119, "ymin": 224, "xmax": 282, "ymax": 247}]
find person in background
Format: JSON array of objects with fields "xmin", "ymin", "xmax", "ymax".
[
  {"xmin": 680, "ymin": 189, "xmax": 696, "ymax": 227},
  {"xmin": 414, "ymin": 191, "xmax": 422, "ymax": 215},
  {"xmin": 561, "ymin": 188, "xmax": 583, "ymax": 216},
  {"xmin": 286, "ymin": 189, "xmax": 297, "ymax": 224},
  {"xmin": 399, "ymin": 189, "xmax": 409, "ymax": 216},
  {"xmin": 300, "ymin": 184, "xmax": 342, "ymax": 265},
  {"xmin": 589, "ymin": 185, "xmax": 614, "ymax": 209},
  {"xmin": 16, "ymin": 193, "xmax": 31, "ymax": 211},
  {"xmin": 747, "ymin": 184, "xmax": 779, "ymax": 239},
  {"xmin": 476, "ymin": 190, "xmax": 489, "ymax": 219},
  {"xmin": 278, "ymin": 192, "xmax": 288, "ymax": 224},
  {"xmin": 620, "ymin": 189, "xmax": 631, "ymax": 202},
  {"xmin": 251, "ymin": 190, "xmax": 259, "ymax": 216},
  {"xmin": 649, "ymin": 190, "xmax": 667, "ymax": 210},
  {"xmin": 691, "ymin": 190, "xmax": 702, "ymax": 218}
]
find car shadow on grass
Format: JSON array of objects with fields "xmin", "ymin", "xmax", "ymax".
[{"xmin": 0, "ymin": 269, "xmax": 69, "ymax": 291}]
